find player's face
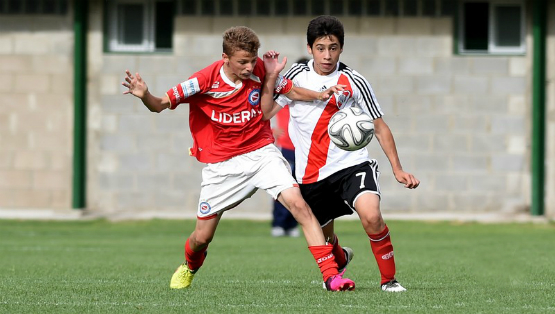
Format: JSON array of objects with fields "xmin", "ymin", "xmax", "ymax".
[
  {"xmin": 222, "ymin": 50, "xmax": 258, "ymax": 82},
  {"xmin": 307, "ymin": 35, "xmax": 343, "ymax": 76}
]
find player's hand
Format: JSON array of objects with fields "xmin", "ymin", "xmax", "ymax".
[
  {"xmin": 122, "ymin": 70, "xmax": 148, "ymax": 99},
  {"xmin": 263, "ymin": 50, "xmax": 287, "ymax": 76},
  {"xmin": 394, "ymin": 170, "xmax": 420, "ymax": 189},
  {"xmin": 319, "ymin": 84, "xmax": 346, "ymax": 101}
]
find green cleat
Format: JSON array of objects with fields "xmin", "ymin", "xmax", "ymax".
[{"xmin": 170, "ymin": 262, "xmax": 196, "ymax": 289}]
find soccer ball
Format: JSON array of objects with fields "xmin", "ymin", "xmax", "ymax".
[{"xmin": 328, "ymin": 107, "xmax": 374, "ymax": 151}]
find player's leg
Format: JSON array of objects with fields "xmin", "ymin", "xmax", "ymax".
[
  {"xmin": 322, "ymin": 221, "xmax": 353, "ymax": 275},
  {"xmin": 354, "ymin": 192, "xmax": 405, "ymax": 292},
  {"xmin": 171, "ymin": 156, "xmax": 254, "ymax": 289},
  {"xmin": 271, "ymin": 199, "xmax": 289, "ymax": 237},
  {"xmin": 277, "ymin": 187, "xmax": 325, "ymax": 245},
  {"xmin": 254, "ymin": 145, "xmax": 353, "ymax": 290},
  {"xmin": 278, "ymin": 187, "xmax": 354, "ymax": 291},
  {"xmin": 170, "ymin": 214, "xmax": 222, "ymax": 289},
  {"xmin": 340, "ymin": 160, "xmax": 405, "ymax": 291}
]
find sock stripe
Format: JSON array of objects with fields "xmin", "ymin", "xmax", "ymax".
[{"xmin": 368, "ymin": 230, "xmax": 390, "ymax": 242}]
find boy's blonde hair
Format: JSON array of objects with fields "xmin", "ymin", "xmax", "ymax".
[{"xmin": 222, "ymin": 26, "xmax": 260, "ymax": 56}]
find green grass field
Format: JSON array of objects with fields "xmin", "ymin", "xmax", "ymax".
[{"xmin": 0, "ymin": 219, "xmax": 553, "ymax": 313}]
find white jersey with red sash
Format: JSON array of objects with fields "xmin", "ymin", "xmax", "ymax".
[{"xmin": 276, "ymin": 59, "xmax": 384, "ymax": 184}]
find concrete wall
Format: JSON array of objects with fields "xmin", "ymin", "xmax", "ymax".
[
  {"xmin": 1, "ymin": 0, "xmax": 553, "ymax": 220},
  {"xmin": 0, "ymin": 15, "xmax": 74, "ymax": 210},
  {"xmin": 87, "ymin": 2, "xmax": 534, "ymax": 218}
]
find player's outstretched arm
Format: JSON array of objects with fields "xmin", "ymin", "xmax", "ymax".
[
  {"xmin": 287, "ymin": 84, "xmax": 346, "ymax": 102},
  {"xmin": 373, "ymin": 117, "xmax": 420, "ymax": 189},
  {"xmin": 122, "ymin": 70, "xmax": 170, "ymax": 113}
]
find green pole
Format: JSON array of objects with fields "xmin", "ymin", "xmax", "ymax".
[
  {"xmin": 72, "ymin": 0, "xmax": 87, "ymax": 209},
  {"xmin": 531, "ymin": 0, "xmax": 546, "ymax": 216}
]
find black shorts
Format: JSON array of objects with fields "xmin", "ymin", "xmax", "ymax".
[{"xmin": 299, "ymin": 160, "xmax": 381, "ymax": 227}]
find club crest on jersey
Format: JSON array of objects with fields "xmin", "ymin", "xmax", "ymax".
[
  {"xmin": 199, "ymin": 201, "xmax": 211, "ymax": 214},
  {"xmin": 336, "ymin": 90, "xmax": 352, "ymax": 108},
  {"xmin": 248, "ymin": 88, "xmax": 260, "ymax": 106}
]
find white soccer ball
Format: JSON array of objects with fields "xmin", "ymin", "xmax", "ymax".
[{"xmin": 328, "ymin": 107, "xmax": 374, "ymax": 151}]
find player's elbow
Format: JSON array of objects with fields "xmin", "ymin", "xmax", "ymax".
[{"xmin": 149, "ymin": 105, "xmax": 166, "ymax": 113}]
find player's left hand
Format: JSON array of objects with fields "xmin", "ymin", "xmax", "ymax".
[
  {"xmin": 394, "ymin": 170, "xmax": 420, "ymax": 189},
  {"xmin": 263, "ymin": 50, "xmax": 287, "ymax": 75},
  {"xmin": 319, "ymin": 84, "xmax": 347, "ymax": 100}
]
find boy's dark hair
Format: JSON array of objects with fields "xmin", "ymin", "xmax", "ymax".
[
  {"xmin": 222, "ymin": 26, "xmax": 260, "ymax": 56},
  {"xmin": 307, "ymin": 15, "xmax": 345, "ymax": 48}
]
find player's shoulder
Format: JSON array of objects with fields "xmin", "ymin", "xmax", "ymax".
[
  {"xmin": 338, "ymin": 62, "xmax": 370, "ymax": 86},
  {"xmin": 338, "ymin": 62, "xmax": 364, "ymax": 78},
  {"xmin": 284, "ymin": 61, "xmax": 311, "ymax": 79},
  {"xmin": 250, "ymin": 57, "xmax": 265, "ymax": 81}
]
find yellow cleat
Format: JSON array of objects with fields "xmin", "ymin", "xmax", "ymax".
[{"xmin": 170, "ymin": 262, "xmax": 196, "ymax": 289}]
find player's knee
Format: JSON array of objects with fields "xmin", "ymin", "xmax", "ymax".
[
  {"xmin": 361, "ymin": 212, "xmax": 383, "ymax": 229},
  {"xmin": 288, "ymin": 199, "xmax": 312, "ymax": 220}
]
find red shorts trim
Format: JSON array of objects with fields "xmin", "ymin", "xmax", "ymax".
[{"xmin": 197, "ymin": 213, "xmax": 218, "ymax": 220}]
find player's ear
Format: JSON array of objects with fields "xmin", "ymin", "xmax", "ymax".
[
  {"xmin": 306, "ymin": 44, "xmax": 313, "ymax": 55},
  {"xmin": 222, "ymin": 52, "xmax": 229, "ymax": 64}
]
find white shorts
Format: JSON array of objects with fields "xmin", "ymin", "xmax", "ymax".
[{"xmin": 196, "ymin": 144, "xmax": 298, "ymax": 218}]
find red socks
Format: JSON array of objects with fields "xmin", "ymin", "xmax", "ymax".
[
  {"xmin": 368, "ymin": 225, "xmax": 396, "ymax": 284},
  {"xmin": 185, "ymin": 238, "xmax": 207, "ymax": 271},
  {"xmin": 331, "ymin": 235, "xmax": 347, "ymax": 269},
  {"xmin": 309, "ymin": 244, "xmax": 339, "ymax": 282}
]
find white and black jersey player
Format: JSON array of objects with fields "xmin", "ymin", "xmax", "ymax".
[{"xmin": 262, "ymin": 16, "xmax": 420, "ymax": 292}]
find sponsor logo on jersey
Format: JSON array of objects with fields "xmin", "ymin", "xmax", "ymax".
[
  {"xmin": 210, "ymin": 108, "xmax": 261, "ymax": 124},
  {"xmin": 199, "ymin": 201, "xmax": 211, "ymax": 214},
  {"xmin": 248, "ymin": 88, "xmax": 260, "ymax": 106},
  {"xmin": 275, "ymin": 75, "xmax": 289, "ymax": 93},
  {"xmin": 180, "ymin": 78, "xmax": 200, "ymax": 97},
  {"xmin": 381, "ymin": 251, "xmax": 394, "ymax": 260},
  {"xmin": 211, "ymin": 81, "xmax": 220, "ymax": 89},
  {"xmin": 172, "ymin": 86, "xmax": 180, "ymax": 103},
  {"xmin": 319, "ymin": 85, "xmax": 328, "ymax": 92}
]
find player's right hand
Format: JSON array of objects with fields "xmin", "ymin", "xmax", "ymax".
[
  {"xmin": 122, "ymin": 70, "xmax": 148, "ymax": 99},
  {"xmin": 263, "ymin": 50, "xmax": 287, "ymax": 76}
]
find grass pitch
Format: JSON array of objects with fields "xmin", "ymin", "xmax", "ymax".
[{"xmin": 0, "ymin": 219, "xmax": 553, "ymax": 313}]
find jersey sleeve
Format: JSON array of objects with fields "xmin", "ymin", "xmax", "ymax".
[
  {"xmin": 274, "ymin": 74, "xmax": 293, "ymax": 95},
  {"xmin": 351, "ymin": 69, "xmax": 384, "ymax": 119},
  {"xmin": 165, "ymin": 72, "xmax": 209, "ymax": 110}
]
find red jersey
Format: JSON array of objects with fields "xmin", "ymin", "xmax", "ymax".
[
  {"xmin": 275, "ymin": 105, "xmax": 295, "ymax": 151},
  {"xmin": 166, "ymin": 58, "xmax": 293, "ymax": 163}
]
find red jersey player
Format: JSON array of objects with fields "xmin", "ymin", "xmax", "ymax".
[
  {"xmin": 122, "ymin": 26, "xmax": 354, "ymax": 291},
  {"xmin": 262, "ymin": 16, "xmax": 420, "ymax": 292}
]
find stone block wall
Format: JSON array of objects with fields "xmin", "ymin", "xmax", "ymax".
[
  {"xmin": 3, "ymin": 1, "xmax": 553, "ymax": 219},
  {"xmin": 0, "ymin": 15, "xmax": 74, "ymax": 210},
  {"xmin": 87, "ymin": 10, "xmax": 533, "ymax": 216}
]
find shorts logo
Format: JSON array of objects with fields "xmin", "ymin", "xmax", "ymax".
[
  {"xmin": 199, "ymin": 202, "xmax": 211, "ymax": 214},
  {"xmin": 248, "ymin": 89, "xmax": 260, "ymax": 106}
]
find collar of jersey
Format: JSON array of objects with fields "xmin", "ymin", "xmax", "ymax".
[{"xmin": 219, "ymin": 64, "xmax": 243, "ymax": 89}]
